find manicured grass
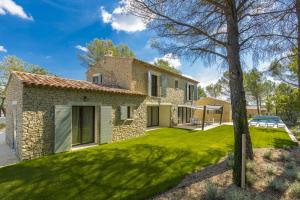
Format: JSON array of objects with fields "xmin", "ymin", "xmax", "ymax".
[{"xmin": 0, "ymin": 126, "xmax": 295, "ymax": 200}]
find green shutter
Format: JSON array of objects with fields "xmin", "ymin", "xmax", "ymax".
[
  {"xmin": 54, "ymin": 105, "xmax": 72, "ymax": 153},
  {"xmin": 184, "ymin": 81, "xmax": 188, "ymax": 100},
  {"xmin": 147, "ymin": 71, "xmax": 152, "ymax": 96},
  {"xmin": 120, "ymin": 106, "xmax": 127, "ymax": 120},
  {"xmin": 161, "ymin": 75, "xmax": 167, "ymax": 97},
  {"xmin": 100, "ymin": 106, "xmax": 112, "ymax": 144},
  {"xmin": 194, "ymin": 84, "xmax": 198, "ymax": 100}
]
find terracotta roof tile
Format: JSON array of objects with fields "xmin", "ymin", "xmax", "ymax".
[{"xmin": 12, "ymin": 71, "xmax": 146, "ymax": 96}]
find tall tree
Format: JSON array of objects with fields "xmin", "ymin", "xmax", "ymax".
[
  {"xmin": 0, "ymin": 56, "xmax": 51, "ymax": 116},
  {"xmin": 205, "ymin": 83, "xmax": 222, "ymax": 98},
  {"xmin": 244, "ymin": 68, "xmax": 265, "ymax": 114},
  {"xmin": 79, "ymin": 39, "xmax": 135, "ymax": 67},
  {"xmin": 153, "ymin": 59, "xmax": 182, "ymax": 74},
  {"xmin": 128, "ymin": 0, "xmax": 275, "ymax": 185},
  {"xmin": 198, "ymin": 86, "xmax": 207, "ymax": 98}
]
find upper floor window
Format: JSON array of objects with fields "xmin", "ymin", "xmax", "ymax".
[
  {"xmin": 92, "ymin": 74, "xmax": 102, "ymax": 84},
  {"xmin": 188, "ymin": 84, "xmax": 194, "ymax": 101},
  {"xmin": 175, "ymin": 80, "xmax": 179, "ymax": 89},
  {"xmin": 151, "ymin": 74, "xmax": 158, "ymax": 96}
]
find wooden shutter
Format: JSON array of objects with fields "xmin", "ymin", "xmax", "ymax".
[
  {"xmin": 100, "ymin": 106, "xmax": 112, "ymax": 144},
  {"xmin": 161, "ymin": 75, "xmax": 167, "ymax": 97},
  {"xmin": 54, "ymin": 105, "xmax": 72, "ymax": 153},
  {"xmin": 147, "ymin": 71, "xmax": 152, "ymax": 96},
  {"xmin": 120, "ymin": 106, "xmax": 127, "ymax": 120},
  {"xmin": 184, "ymin": 82, "xmax": 188, "ymax": 100},
  {"xmin": 194, "ymin": 84, "xmax": 198, "ymax": 100}
]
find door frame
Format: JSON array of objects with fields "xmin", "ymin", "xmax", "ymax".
[
  {"xmin": 147, "ymin": 106, "xmax": 160, "ymax": 127},
  {"xmin": 72, "ymin": 106, "xmax": 95, "ymax": 146}
]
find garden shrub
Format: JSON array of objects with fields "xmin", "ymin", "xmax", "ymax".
[
  {"xmin": 265, "ymin": 164, "xmax": 276, "ymax": 176},
  {"xmin": 246, "ymin": 161, "xmax": 255, "ymax": 172},
  {"xmin": 268, "ymin": 178, "xmax": 288, "ymax": 192},
  {"xmin": 279, "ymin": 152, "xmax": 291, "ymax": 162},
  {"xmin": 224, "ymin": 187, "xmax": 251, "ymax": 200},
  {"xmin": 203, "ymin": 181, "xmax": 221, "ymax": 200},
  {"xmin": 289, "ymin": 182, "xmax": 300, "ymax": 199},
  {"xmin": 246, "ymin": 171, "xmax": 256, "ymax": 187},
  {"xmin": 263, "ymin": 151, "xmax": 272, "ymax": 160}
]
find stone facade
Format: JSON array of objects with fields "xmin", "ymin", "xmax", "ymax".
[
  {"xmin": 5, "ymin": 75, "xmax": 23, "ymax": 159},
  {"xmin": 87, "ymin": 56, "xmax": 199, "ymax": 127},
  {"xmin": 6, "ymin": 75, "xmax": 147, "ymax": 160},
  {"xmin": 6, "ymin": 57, "xmax": 199, "ymax": 160}
]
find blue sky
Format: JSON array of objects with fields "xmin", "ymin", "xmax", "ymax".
[{"xmin": 0, "ymin": 0, "xmax": 230, "ymax": 86}]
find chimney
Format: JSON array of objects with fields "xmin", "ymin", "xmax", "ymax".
[{"xmin": 105, "ymin": 50, "xmax": 113, "ymax": 57}]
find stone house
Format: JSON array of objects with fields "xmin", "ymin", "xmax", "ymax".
[{"xmin": 5, "ymin": 56, "xmax": 199, "ymax": 160}]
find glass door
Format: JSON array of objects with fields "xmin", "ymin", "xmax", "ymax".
[
  {"xmin": 72, "ymin": 106, "xmax": 95, "ymax": 146},
  {"xmin": 147, "ymin": 106, "xmax": 159, "ymax": 127}
]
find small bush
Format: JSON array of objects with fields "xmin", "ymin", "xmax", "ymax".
[
  {"xmin": 282, "ymin": 145, "xmax": 291, "ymax": 151},
  {"xmin": 285, "ymin": 161, "xmax": 296, "ymax": 170},
  {"xmin": 268, "ymin": 178, "xmax": 288, "ymax": 192},
  {"xmin": 289, "ymin": 182, "xmax": 300, "ymax": 199},
  {"xmin": 263, "ymin": 151, "xmax": 272, "ymax": 160},
  {"xmin": 246, "ymin": 171, "xmax": 256, "ymax": 187},
  {"xmin": 279, "ymin": 152, "xmax": 291, "ymax": 162},
  {"xmin": 203, "ymin": 181, "xmax": 221, "ymax": 200},
  {"xmin": 265, "ymin": 164, "xmax": 276, "ymax": 176},
  {"xmin": 227, "ymin": 153, "xmax": 234, "ymax": 169},
  {"xmin": 224, "ymin": 187, "xmax": 251, "ymax": 200},
  {"xmin": 255, "ymin": 194, "xmax": 272, "ymax": 200},
  {"xmin": 295, "ymin": 157, "xmax": 300, "ymax": 164},
  {"xmin": 246, "ymin": 161, "xmax": 255, "ymax": 172}
]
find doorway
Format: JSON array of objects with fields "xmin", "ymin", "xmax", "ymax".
[
  {"xmin": 72, "ymin": 106, "xmax": 95, "ymax": 146},
  {"xmin": 147, "ymin": 106, "xmax": 159, "ymax": 127}
]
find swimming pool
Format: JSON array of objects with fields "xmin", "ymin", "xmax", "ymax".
[{"xmin": 249, "ymin": 116, "xmax": 285, "ymax": 128}]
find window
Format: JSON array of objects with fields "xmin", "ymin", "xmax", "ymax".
[
  {"xmin": 175, "ymin": 80, "xmax": 179, "ymax": 89},
  {"xmin": 92, "ymin": 74, "xmax": 102, "ymax": 84},
  {"xmin": 151, "ymin": 74, "xmax": 158, "ymax": 96},
  {"xmin": 127, "ymin": 106, "xmax": 132, "ymax": 119},
  {"xmin": 188, "ymin": 84, "xmax": 194, "ymax": 100},
  {"xmin": 120, "ymin": 105, "xmax": 134, "ymax": 120}
]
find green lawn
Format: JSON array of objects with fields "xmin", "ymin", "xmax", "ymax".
[{"xmin": 0, "ymin": 126, "xmax": 295, "ymax": 200}]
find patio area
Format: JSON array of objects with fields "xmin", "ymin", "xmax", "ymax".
[{"xmin": 176, "ymin": 122, "xmax": 222, "ymax": 131}]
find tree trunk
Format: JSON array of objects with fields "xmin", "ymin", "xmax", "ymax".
[
  {"xmin": 296, "ymin": 0, "xmax": 300, "ymax": 101},
  {"xmin": 225, "ymin": 0, "xmax": 254, "ymax": 187},
  {"xmin": 256, "ymin": 97, "xmax": 260, "ymax": 115}
]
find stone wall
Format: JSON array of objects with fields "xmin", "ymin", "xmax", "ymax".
[
  {"xmin": 20, "ymin": 86, "xmax": 146, "ymax": 160},
  {"xmin": 5, "ymin": 75, "xmax": 23, "ymax": 159},
  {"xmin": 86, "ymin": 56, "xmax": 133, "ymax": 90}
]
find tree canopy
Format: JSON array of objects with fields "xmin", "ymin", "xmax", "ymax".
[
  {"xmin": 205, "ymin": 83, "xmax": 222, "ymax": 98},
  {"xmin": 153, "ymin": 59, "xmax": 181, "ymax": 74},
  {"xmin": 78, "ymin": 39, "xmax": 135, "ymax": 67}
]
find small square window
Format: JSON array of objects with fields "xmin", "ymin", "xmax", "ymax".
[
  {"xmin": 175, "ymin": 80, "xmax": 179, "ymax": 89},
  {"xmin": 92, "ymin": 74, "xmax": 102, "ymax": 84},
  {"xmin": 127, "ymin": 106, "xmax": 132, "ymax": 119}
]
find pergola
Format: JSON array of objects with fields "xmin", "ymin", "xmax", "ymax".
[{"xmin": 191, "ymin": 105, "xmax": 224, "ymax": 130}]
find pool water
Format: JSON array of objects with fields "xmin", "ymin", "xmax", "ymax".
[{"xmin": 250, "ymin": 116, "xmax": 283, "ymax": 124}]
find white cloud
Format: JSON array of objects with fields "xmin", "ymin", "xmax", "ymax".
[
  {"xmin": 195, "ymin": 67, "xmax": 224, "ymax": 87},
  {"xmin": 0, "ymin": 0, "xmax": 33, "ymax": 20},
  {"xmin": 75, "ymin": 45, "xmax": 88, "ymax": 53},
  {"xmin": 100, "ymin": 1, "xmax": 147, "ymax": 32},
  {"xmin": 153, "ymin": 53, "xmax": 182, "ymax": 69},
  {"xmin": 0, "ymin": 45, "xmax": 7, "ymax": 53}
]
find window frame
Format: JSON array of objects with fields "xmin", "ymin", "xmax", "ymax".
[
  {"xmin": 92, "ymin": 73, "xmax": 102, "ymax": 84},
  {"xmin": 151, "ymin": 74, "xmax": 158, "ymax": 97},
  {"xmin": 175, "ymin": 79, "xmax": 179, "ymax": 89}
]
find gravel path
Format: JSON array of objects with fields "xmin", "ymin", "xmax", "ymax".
[{"xmin": 0, "ymin": 130, "xmax": 18, "ymax": 168}]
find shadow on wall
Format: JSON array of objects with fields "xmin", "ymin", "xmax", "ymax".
[{"xmin": 0, "ymin": 143, "xmax": 225, "ymax": 200}]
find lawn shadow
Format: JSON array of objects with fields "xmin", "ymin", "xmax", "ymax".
[
  {"xmin": 273, "ymin": 138, "xmax": 297, "ymax": 148},
  {"xmin": 0, "ymin": 143, "xmax": 227, "ymax": 200}
]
